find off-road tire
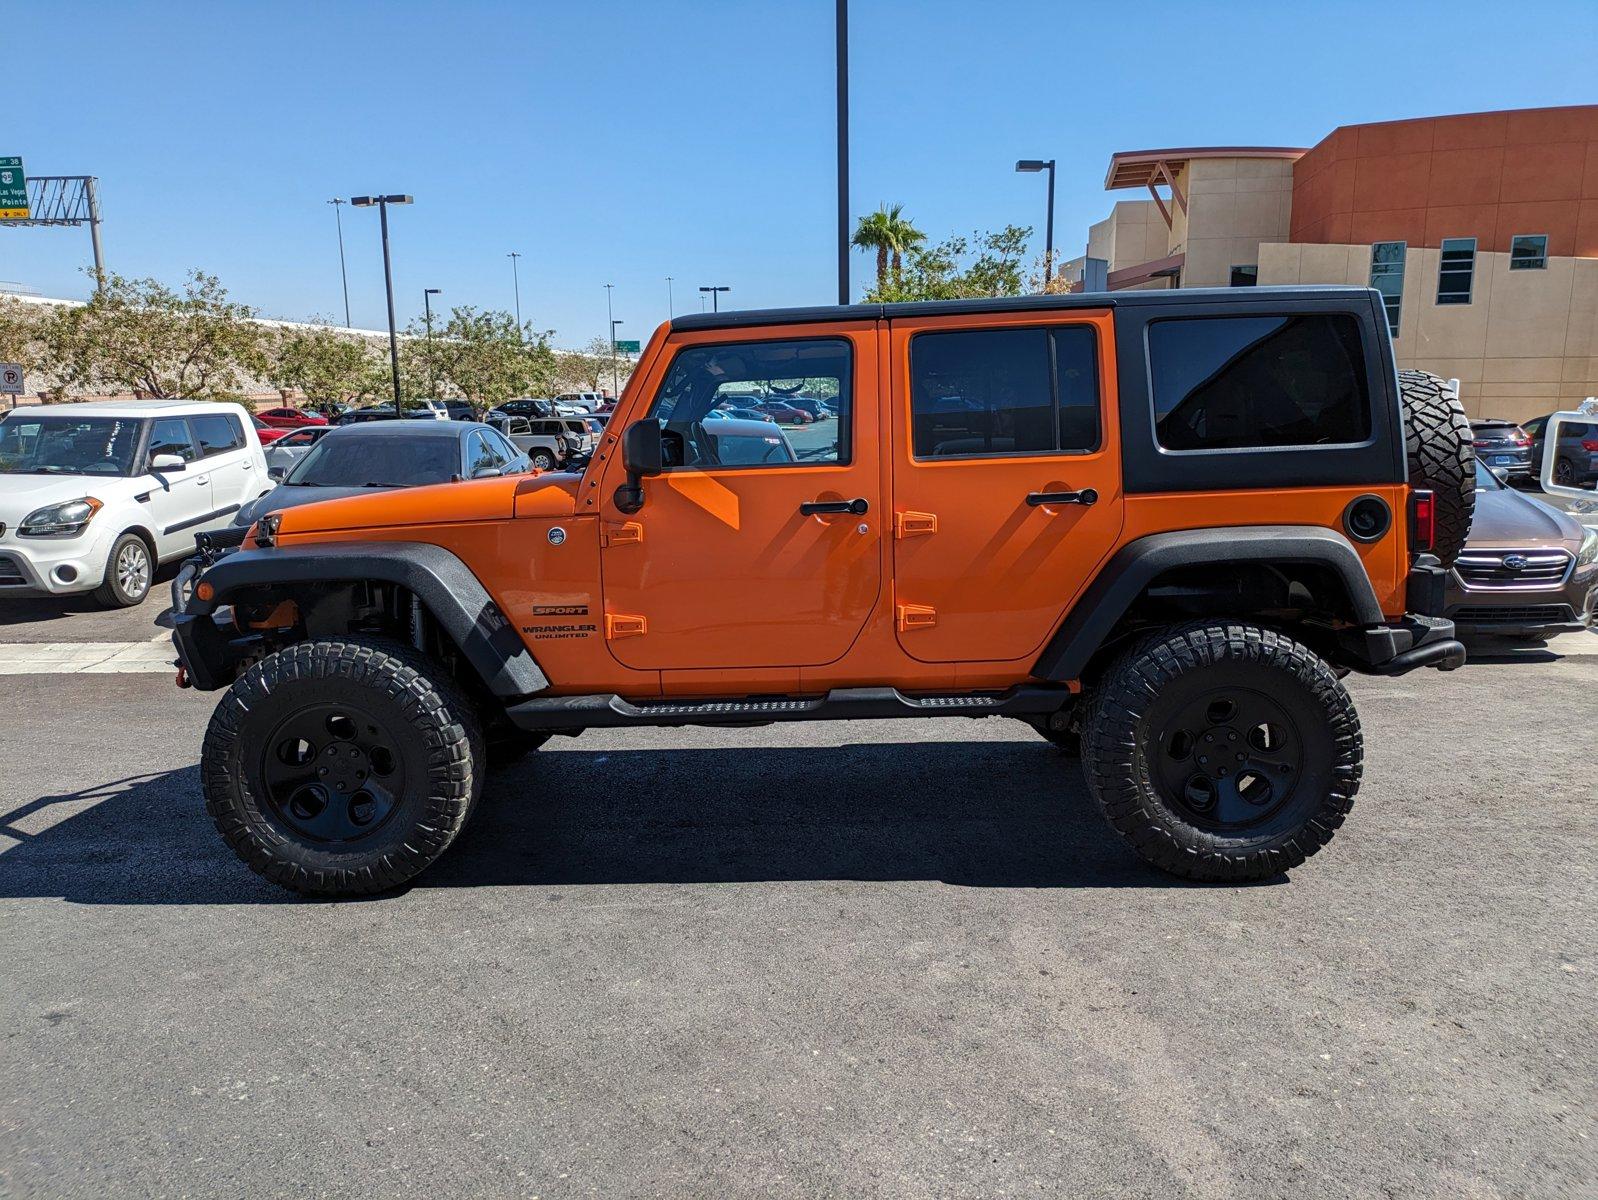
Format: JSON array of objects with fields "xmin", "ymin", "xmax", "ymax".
[
  {"xmin": 201, "ymin": 637, "xmax": 486, "ymax": 897},
  {"xmin": 1079, "ymin": 622, "xmax": 1363, "ymax": 883},
  {"xmin": 1398, "ymin": 369, "xmax": 1474, "ymax": 567},
  {"xmin": 93, "ymin": 532, "xmax": 153, "ymax": 608}
]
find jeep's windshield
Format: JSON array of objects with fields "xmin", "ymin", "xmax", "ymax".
[
  {"xmin": 284, "ymin": 434, "xmax": 459, "ymax": 487},
  {"xmin": 0, "ymin": 415, "xmax": 143, "ymax": 477}
]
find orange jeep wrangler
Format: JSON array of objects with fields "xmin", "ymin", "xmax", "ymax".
[{"xmin": 172, "ymin": 287, "xmax": 1474, "ymax": 896}]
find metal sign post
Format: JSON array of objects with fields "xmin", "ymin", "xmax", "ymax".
[{"xmin": 0, "ymin": 172, "xmax": 106, "ymax": 288}]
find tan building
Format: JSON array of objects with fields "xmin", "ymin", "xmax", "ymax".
[{"xmin": 1067, "ymin": 106, "xmax": 1598, "ymax": 422}]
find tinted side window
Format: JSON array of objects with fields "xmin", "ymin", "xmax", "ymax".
[
  {"xmin": 910, "ymin": 325, "xmax": 1099, "ymax": 458},
  {"xmin": 192, "ymin": 413, "xmax": 245, "ymax": 457},
  {"xmin": 148, "ymin": 417, "xmax": 199, "ymax": 462},
  {"xmin": 649, "ymin": 338, "xmax": 851, "ymax": 468},
  {"xmin": 1148, "ymin": 314, "xmax": 1372, "ymax": 452}
]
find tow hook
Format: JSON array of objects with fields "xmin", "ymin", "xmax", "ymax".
[{"xmin": 175, "ymin": 664, "xmax": 190, "ymax": 689}]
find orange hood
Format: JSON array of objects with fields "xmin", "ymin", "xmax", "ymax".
[{"xmin": 275, "ymin": 473, "xmax": 579, "ymax": 535}]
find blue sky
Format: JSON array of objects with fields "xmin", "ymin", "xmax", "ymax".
[{"xmin": 4, "ymin": 0, "xmax": 1595, "ymax": 349}]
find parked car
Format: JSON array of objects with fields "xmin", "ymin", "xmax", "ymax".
[
  {"xmin": 439, "ymin": 400, "xmax": 478, "ymax": 422},
  {"xmin": 501, "ymin": 416, "xmax": 583, "ymax": 471},
  {"xmin": 745, "ymin": 399, "xmax": 813, "ymax": 425},
  {"xmin": 556, "ymin": 391, "xmax": 606, "ymax": 412},
  {"xmin": 782, "ymin": 396, "xmax": 833, "ymax": 422},
  {"xmin": 485, "ymin": 398, "xmax": 556, "ymax": 430},
  {"xmin": 263, "ymin": 425, "xmax": 334, "ymax": 477},
  {"xmin": 0, "ymin": 399, "xmax": 270, "ymax": 607},
  {"xmin": 256, "ymin": 405, "xmax": 329, "ymax": 431},
  {"xmin": 1443, "ymin": 459, "xmax": 1598, "ymax": 639},
  {"xmin": 1469, "ymin": 418, "xmax": 1532, "ymax": 481},
  {"xmin": 252, "ymin": 416, "xmax": 290, "ymax": 445},
  {"xmin": 174, "ymin": 287, "xmax": 1476, "ymax": 897},
  {"xmin": 234, "ymin": 421, "xmax": 528, "ymax": 528},
  {"xmin": 1522, "ymin": 413, "xmax": 1598, "ymax": 487},
  {"xmin": 678, "ymin": 417, "xmax": 796, "ymax": 466}
]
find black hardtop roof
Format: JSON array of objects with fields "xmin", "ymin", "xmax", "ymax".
[
  {"xmin": 669, "ymin": 285, "xmax": 1380, "ymax": 333},
  {"xmin": 324, "ymin": 420, "xmax": 476, "ymax": 440}
]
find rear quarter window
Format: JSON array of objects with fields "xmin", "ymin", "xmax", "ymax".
[{"xmin": 1148, "ymin": 314, "xmax": 1372, "ymax": 452}]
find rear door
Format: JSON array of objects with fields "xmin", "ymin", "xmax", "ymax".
[
  {"xmin": 887, "ymin": 309, "xmax": 1124, "ymax": 663},
  {"xmin": 190, "ymin": 411, "xmax": 262, "ymax": 517},
  {"xmin": 598, "ymin": 324, "xmax": 881, "ymax": 671}
]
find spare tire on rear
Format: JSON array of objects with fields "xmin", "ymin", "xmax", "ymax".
[{"xmin": 1398, "ymin": 370, "xmax": 1474, "ymax": 567}]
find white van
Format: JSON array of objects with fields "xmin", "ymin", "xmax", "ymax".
[
  {"xmin": 0, "ymin": 399, "xmax": 270, "ymax": 607},
  {"xmin": 555, "ymin": 391, "xmax": 606, "ymax": 413}
]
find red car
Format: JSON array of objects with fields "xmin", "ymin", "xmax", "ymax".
[
  {"xmin": 252, "ymin": 416, "xmax": 290, "ymax": 445},
  {"xmin": 256, "ymin": 406, "xmax": 328, "ymax": 430},
  {"xmin": 746, "ymin": 400, "xmax": 813, "ymax": 425}
]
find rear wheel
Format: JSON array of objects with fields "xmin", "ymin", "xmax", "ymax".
[
  {"xmin": 1080, "ymin": 622, "xmax": 1363, "ymax": 883},
  {"xmin": 1398, "ymin": 370, "xmax": 1474, "ymax": 567},
  {"xmin": 201, "ymin": 638, "xmax": 485, "ymax": 897},
  {"xmin": 530, "ymin": 449, "xmax": 556, "ymax": 471}
]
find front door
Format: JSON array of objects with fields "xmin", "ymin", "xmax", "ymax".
[
  {"xmin": 142, "ymin": 415, "xmax": 213, "ymax": 559},
  {"xmin": 888, "ymin": 309, "xmax": 1125, "ymax": 664},
  {"xmin": 599, "ymin": 324, "xmax": 882, "ymax": 671}
]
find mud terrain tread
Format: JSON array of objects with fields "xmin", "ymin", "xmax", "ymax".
[
  {"xmin": 1079, "ymin": 621, "xmax": 1363, "ymax": 883},
  {"xmin": 201, "ymin": 637, "xmax": 484, "ymax": 897},
  {"xmin": 1399, "ymin": 369, "xmax": 1474, "ymax": 567}
]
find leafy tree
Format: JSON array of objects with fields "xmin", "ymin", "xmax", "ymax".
[
  {"xmin": 852, "ymin": 204, "xmax": 926, "ymax": 293},
  {"xmin": 865, "ymin": 225, "xmax": 1033, "ymax": 302},
  {"xmin": 49, "ymin": 270, "xmax": 267, "ymax": 399},
  {"xmin": 0, "ymin": 299, "xmax": 59, "ymax": 400},
  {"xmin": 409, "ymin": 306, "xmax": 557, "ymax": 407},
  {"xmin": 269, "ymin": 320, "xmax": 387, "ymax": 404}
]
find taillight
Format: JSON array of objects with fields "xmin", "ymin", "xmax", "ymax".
[
  {"xmin": 1409, "ymin": 490, "xmax": 1436, "ymax": 554},
  {"xmin": 1582, "ymin": 439, "xmax": 1598, "ymax": 452}
]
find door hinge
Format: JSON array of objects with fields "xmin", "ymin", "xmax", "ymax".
[
  {"xmin": 896, "ymin": 603, "xmax": 937, "ymax": 632},
  {"xmin": 894, "ymin": 510, "xmax": 938, "ymax": 538},
  {"xmin": 603, "ymin": 521, "xmax": 644, "ymax": 547},
  {"xmin": 606, "ymin": 613, "xmax": 648, "ymax": 639}
]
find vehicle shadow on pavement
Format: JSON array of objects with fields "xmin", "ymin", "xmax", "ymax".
[
  {"xmin": 0, "ymin": 561, "xmax": 180, "ymax": 631},
  {"xmin": 0, "ymin": 741, "xmax": 1190, "ymax": 904}
]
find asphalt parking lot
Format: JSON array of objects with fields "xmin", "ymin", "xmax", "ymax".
[{"xmin": 2, "ymin": 590, "xmax": 1596, "ymax": 1198}]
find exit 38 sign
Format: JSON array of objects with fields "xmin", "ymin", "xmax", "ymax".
[{"xmin": 0, "ymin": 157, "xmax": 26, "ymax": 219}]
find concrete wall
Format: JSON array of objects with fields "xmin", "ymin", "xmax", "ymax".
[
  {"xmin": 1181, "ymin": 157, "xmax": 1295, "ymax": 286},
  {"xmin": 1259, "ymin": 241, "xmax": 1598, "ymax": 422}
]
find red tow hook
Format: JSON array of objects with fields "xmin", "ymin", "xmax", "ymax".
[{"xmin": 175, "ymin": 664, "xmax": 190, "ymax": 689}]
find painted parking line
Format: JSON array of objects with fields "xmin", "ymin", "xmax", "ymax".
[{"xmin": 0, "ymin": 638, "xmax": 176, "ymax": 675}]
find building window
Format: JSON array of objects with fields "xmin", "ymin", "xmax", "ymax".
[
  {"xmin": 1509, "ymin": 234, "xmax": 1548, "ymax": 270},
  {"xmin": 1147, "ymin": 314, "xmax": 1372, "ymax": 452},
  {"xmin": 1437, "ymin": 237, "xmax": 1476, "ymax": 305},
  {"xmin": 1229, "ymin": 265, "xmax": 1258, "ymax": 287},
  {"xmin": 1369, "ymin": 242, "xmax": 1405, "ymax": 335}
]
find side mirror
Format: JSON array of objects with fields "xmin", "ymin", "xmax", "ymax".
[
  {"xmin": 472, "ymin": 465, "xmax": 504, "ymax": 479},
  {"xmin": 616, "ymin": 421, "xmax": 664, "ymax": 513},
  {"xmin": 267, "ymin": 465, "xmax": 286, "ymax": 481},
  {"xmin": 151, "ymin": 453, "xmax": 186, "ymax": 473}
]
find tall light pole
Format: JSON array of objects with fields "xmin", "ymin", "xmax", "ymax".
[
  {"xmin": 327, "ymin": 198, "xmax": 352, "ymax": 326},
  {"xmin": 666, "ymin": 275, "xmax": 674, "ymax": 318},
  {"xmin": 699, "ymin": 285, "xmax": 729, "ymax": 312},
  {"xmin": 604, "ymin": 284, "xmax": 616, "ymax": 395},
  {"xmin": 507, "ymin": 251, "xmax": 523, "ymax": 337},
  {"xmin": 836, "ymin": 0, "xmax": 849, "ymax": 304},
  {"xmin": 351, "ymin": 194, "xmax": 413, "ymax": 415},
  {"xmin": 423, "ymin": 287, "xmax": 441, "ymax": 398},
  {"xmin": 609, "ymin": 319, "xmax": 624, "ymax": 396},
  {"xmin": 1016, "ymin": 159, "xmax": 1057, "ymax": 284}
]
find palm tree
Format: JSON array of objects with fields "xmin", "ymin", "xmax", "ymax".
[{"xmin": 852, "ymin": 204, "xmax": 925, "ymax": 293}]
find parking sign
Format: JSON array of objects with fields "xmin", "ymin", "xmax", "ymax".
[{"xmin": 0, "ymin": 363, "xmax": 24, "ymax": 395}]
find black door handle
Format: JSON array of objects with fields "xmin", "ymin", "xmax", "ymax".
[
  {"xmin": 1026, "ymin": 488, "xmax": 1098, "ymax": 508},
  {"xmin": 800, "ymin": 497, "xmax": 869, "ymax": 516}
]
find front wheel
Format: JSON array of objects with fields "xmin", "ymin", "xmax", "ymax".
[
  {"xmin": 93, "ymin": 532, "xmax": 152, "ymax": 608},
  {"xmin": 201, "ymin": 638, "xmax": 485, "ymax": 897},
  {"xmin": 1080, "ymin": 622, "xmax": 1363, "ymax": 883}
]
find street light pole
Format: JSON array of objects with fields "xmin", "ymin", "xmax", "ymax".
[
  {"xmin": 699, "ymin": 285, "xmax": 729, "ymax": 313},
  {"xmin": 609, "ymin": 319, "xmax": 624, "ymax": 396},
  {"xmin": 1015, "ymin": 159, "xmax": 1057, "ymax": 283},
  {"xmin": 507, "ymin": 251, "xmax": 523, "ymax": 337},
  {"xmin": 424, "ymin": 287, "xmax": 441, "ymax": 397},
  {"xmin": 351, "ymin": 194, "xmax": 413, "ymax": 415},
  {"xmin": 604, "ymin": 284, "xmax": 616, "ymax": 395},
  {"xmin": 327, "ymin": 198, "xmax": 351, "ymax": 326},
  {"xmin": 836, "ymin": 0, "xmax": 849, "ymax": 304}
]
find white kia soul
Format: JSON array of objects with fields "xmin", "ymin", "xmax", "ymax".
[{"xmin": 0, "ymin": 399, "xmax": 270, "ymax": 607}]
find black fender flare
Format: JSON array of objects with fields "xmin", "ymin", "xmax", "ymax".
[
  {"xmin": 1030, "ymin": 526, "xmax": 1386, "ymax": 681},
  {"xmin": 187, "ymin": 541, "xmax": 549, "ymax": 698}
]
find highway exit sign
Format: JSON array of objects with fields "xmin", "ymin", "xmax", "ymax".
[
  {"xmin": 0, "ymin": 157, "xmax": 27, "ymax": 219},
  {"xmin": 614, "ymin": 339, "xmax": 641, "ymax": 354}
]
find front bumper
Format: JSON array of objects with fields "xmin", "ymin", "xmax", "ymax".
[
  {"xmin": 0, "ymin": 525, "xmax": 118, "ymax": 596},
  {"xmin": 1444, "ymin": 557, "xmax": 1598, "ymax": 638}
]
